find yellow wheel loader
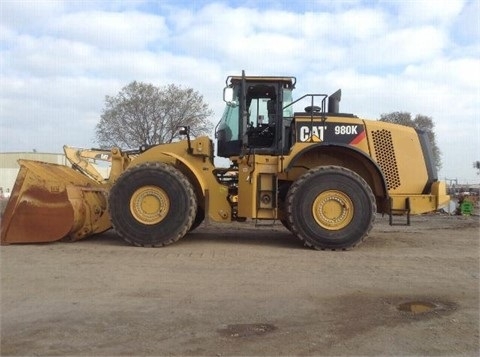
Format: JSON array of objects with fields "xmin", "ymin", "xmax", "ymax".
[{"xmin": 0, "ymin": 72, "xmax": 450, "ymax": 249}]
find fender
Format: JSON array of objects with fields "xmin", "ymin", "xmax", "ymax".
[
  {"xmin": 159, "ymin": 151, "xmax": 208, "ymax": 191},
  {"xmin": 285, "ymin": 142, "xmax": 389, "ymax": 197},
  {"xmin": 130, "ymin": 150, "xmax": 208, "ymax": 194}
]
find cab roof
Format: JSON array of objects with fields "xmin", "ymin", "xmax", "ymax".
[{"xmin": 227, "ymin": 75, "xmax": 296, "ymax": 88}]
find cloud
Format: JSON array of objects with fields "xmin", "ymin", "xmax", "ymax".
[
  {"xmin": 50, "ymin": 10, "xmax": 169, "ymax": 50},
  {"xmin": 404, "ymin": 57, "xmax": 480, "ymax": 91},
  {"xmin": 4, "ymin": 34, "xmax": 96, "ymax": 77},
  {"xmin": 362, "ymin": 26, "xmax": 447, "ymax": 65},
  {"xmin": 394, "ymin": 0, "xmax": 465, "ymax": 25},
  {"xmin": 0, "ymin": 0, "xmax": 65, "ymax": 30}
]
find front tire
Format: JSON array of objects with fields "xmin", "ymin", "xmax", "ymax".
[
  {"xmin": 286, "ymin": 166, "xmax": 376, "ymax": 250},
  {"xmin": 109, "ymin": 162, "xmax": 197, "ymax": 247}
]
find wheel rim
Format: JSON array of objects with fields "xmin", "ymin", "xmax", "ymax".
[
  {"xmin": 129, "ymin": 185, "xmax": 170, "ymax": 225},
  {"xmin": 312, "ymin": 190, "xmax": 354, "ymax": 230}
]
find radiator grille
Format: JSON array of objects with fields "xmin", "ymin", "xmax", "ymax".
[{"xmin": 372, "ymin": 129, "xmax": 401, "ymax": 190}]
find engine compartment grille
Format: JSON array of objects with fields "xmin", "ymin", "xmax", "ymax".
[{"xmin": 372, "ymin": 129, "xmax": 401, "ymax": 190}]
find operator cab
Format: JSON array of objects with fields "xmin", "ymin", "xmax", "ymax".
[{"xmin": 215, "ymin": 74, "xmax": 295, "ymax": 158}]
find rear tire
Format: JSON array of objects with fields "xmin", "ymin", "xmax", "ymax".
[
  {"xmin": 109, "ymin": 162, "xmax": 197, "ymax": 247},
  {"xmin": 189, "ymin": 208, "xmax": 205, "ymax": 232},
  {"xmin": 286, "ymin": 166, "xmax": 375, "ymax": 250}
]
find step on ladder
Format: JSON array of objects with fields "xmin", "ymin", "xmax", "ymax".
[{"xmin": 389, "ymin": 197, "xmax": 411, "ymax": 226}]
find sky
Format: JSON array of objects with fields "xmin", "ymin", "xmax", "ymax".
[{"xmin": 1, "ymin": 0, "xmax": 479, "ymax": 184}]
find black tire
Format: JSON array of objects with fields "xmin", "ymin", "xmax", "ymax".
[
  {"xmin": 286, "ymin": 166, "xmax": 376, "ymax": 250},
  {"xmin": 278, "ymin": 181, "xmax": 292, "ymax": 231},
  {"xmin": 280, "ymin": 219, "xmax": 292, "ymax": 232},
  {"xmin": 189, "ymin": 207, "xmax": 205, "ymax": 232},
  {"xmin": 109, "ymin": 162, "xmax": 197, "ymax": 247}
]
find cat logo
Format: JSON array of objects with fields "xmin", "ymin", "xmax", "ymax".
[{"xmin": 298, "ymin": 125, "xmax": 326, "ymax": 142}]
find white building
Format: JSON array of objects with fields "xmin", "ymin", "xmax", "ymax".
[{"xmin": 0, "ymin": 152, "xmax": 66, "ymax": 193}]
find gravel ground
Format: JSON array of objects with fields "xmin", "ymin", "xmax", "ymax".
[{"xmin": 1, "ymin": 213, "xmax": 479, "ymax": 356}]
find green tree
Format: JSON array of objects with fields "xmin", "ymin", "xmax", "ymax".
[
  {"xmin": 379, "ymin": 112, "xmax": 442, "ymax": 172},
  {"xmin": 96, "ymin": 81, "xmax": 213, "ymax": 148}
]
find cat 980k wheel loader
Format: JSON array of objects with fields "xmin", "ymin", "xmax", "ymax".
[{"xmin": 0, "ymin": 71, "xmax": 450, "ymax": 250}]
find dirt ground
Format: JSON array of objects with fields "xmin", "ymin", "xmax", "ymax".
[{"xmin": 1, "ymin": 213, "xmax": 479, "ymax": 356}]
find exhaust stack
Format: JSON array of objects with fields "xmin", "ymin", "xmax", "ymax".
[{"xmin": 328, "ymin": 89, "xmax": 341, "ymax": 114}]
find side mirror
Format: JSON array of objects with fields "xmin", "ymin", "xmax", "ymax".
[
  {"xmin": 223, "ymin": 87, "xmax": 237, "ymax": 106},
  {"xmin": 178, "ymin": 126, "xmax": 190, "ymax": 137},
  {"xmin": 178, "ymin": 126, "xmax": 193, "ymax": 154}
]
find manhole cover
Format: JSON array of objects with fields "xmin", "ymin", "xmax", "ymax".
[
  {"xmin": 218, "ymin": 323, "xmax": 277, "ymax": 338},
  {"xmin": 397, "ymin": 301, "xmax": 438, "ymax": 314}
]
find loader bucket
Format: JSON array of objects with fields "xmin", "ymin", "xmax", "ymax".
[{"xmin": 1, "ymin": 160, "xmax": 112, "ymax": 244}]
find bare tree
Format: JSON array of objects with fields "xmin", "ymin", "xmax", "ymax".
[
  {"xmin": 95, "ymin": 81, "xmax": 213, "ymax": 148},
  {"xmin": 380, "ymin": 112, "xmax": 442, "ymax": 172}
]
